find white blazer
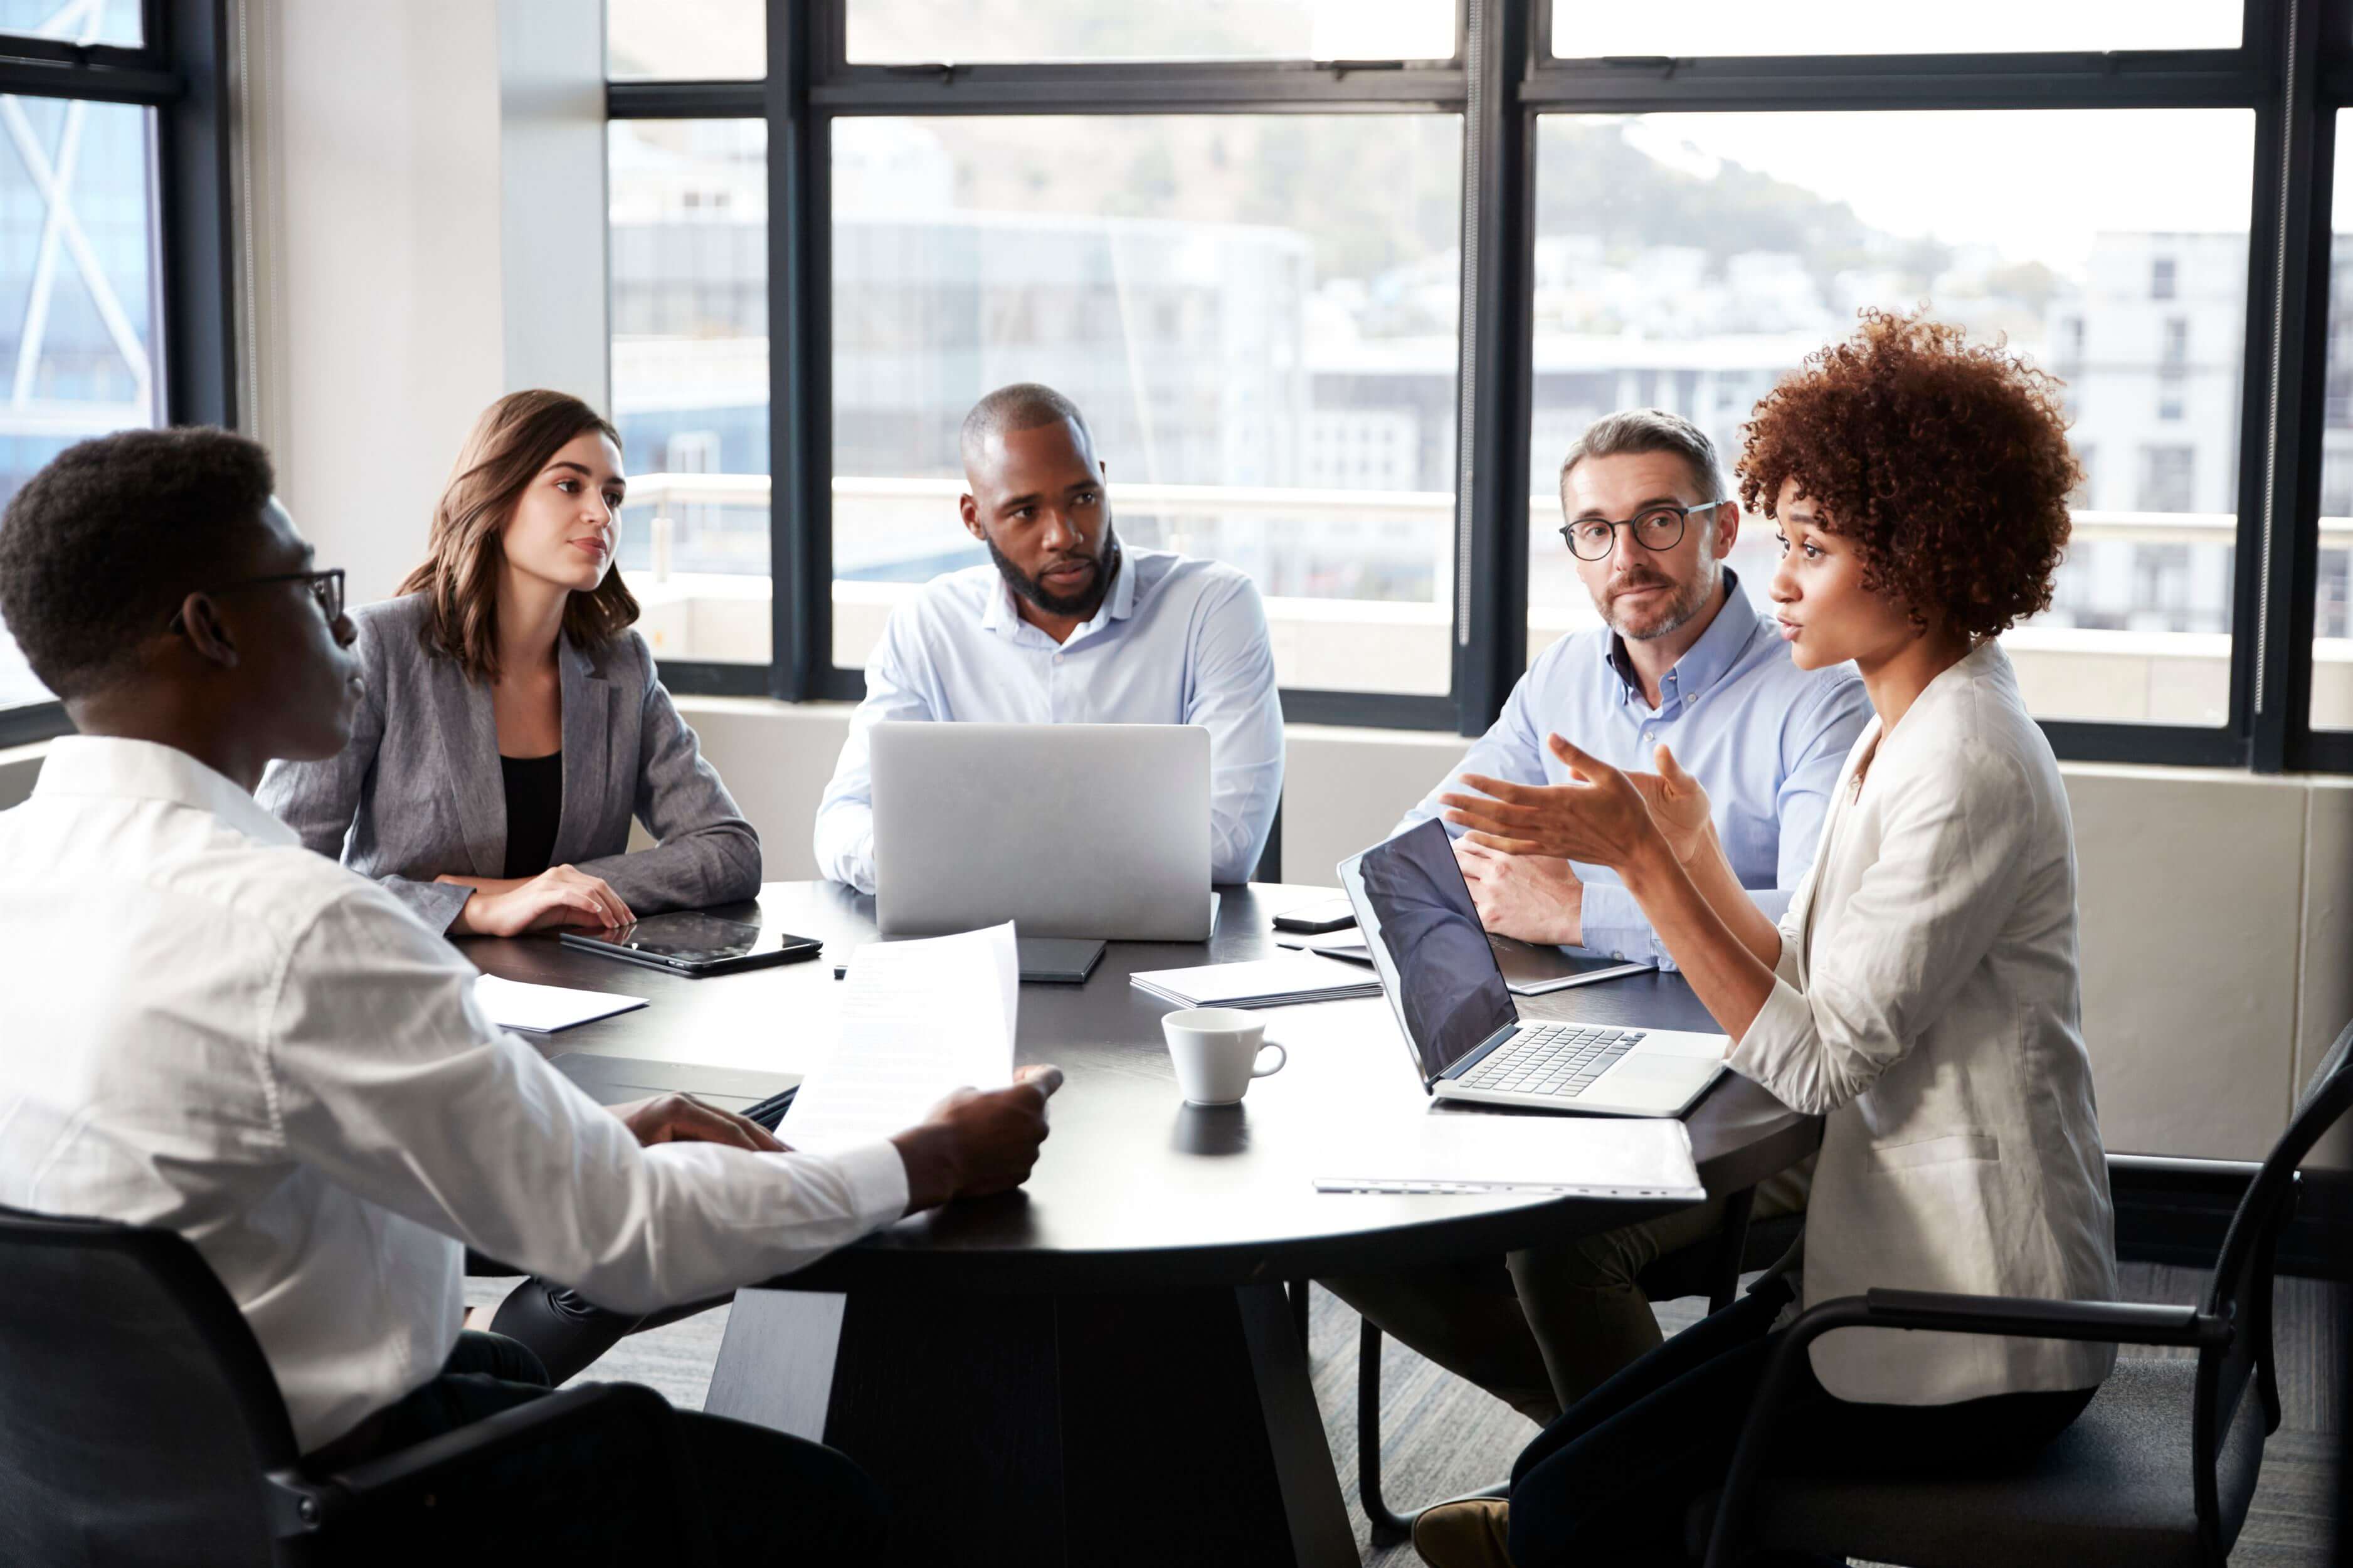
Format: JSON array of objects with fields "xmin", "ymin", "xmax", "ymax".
[{"xmin": 1728, "ymin": 641, "xmax": 2117, "ymax": 1406}]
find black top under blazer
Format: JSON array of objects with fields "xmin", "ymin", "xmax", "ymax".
[{"xmin": 257, "ymin": 592, "xmax": 763, "ymax": 933}]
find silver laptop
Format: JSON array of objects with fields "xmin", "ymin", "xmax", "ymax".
[
  {"xmin": 870, "ymin": 721, "xmax": 1214, "ymax": 941},
  {"xmin": 1339, "ymin": 821, "xmax": 1728, "ymax": 1118}
]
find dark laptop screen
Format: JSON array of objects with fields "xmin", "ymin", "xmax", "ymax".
[{"xmin": 1345, "ymin": 821, "xmax": 1518, "ymax": 1083}]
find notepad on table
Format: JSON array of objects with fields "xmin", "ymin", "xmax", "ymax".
[
  {"xmin": 1129, "ymin": 955, "xmax": 1381, "ymax": 1009},
  {"xmin": 473, "ymin": 974, "xmax": 647, "ymax": 1033},
  {"xmin": 1313, "ymin": 1113, "xmax": 1703, "ymax": 1199}
]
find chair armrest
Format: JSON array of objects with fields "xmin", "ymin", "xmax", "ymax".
[
  {"xmin": 268, "ymin": 1382, "xmax": 709, "ymax": 1560},
  {"xmin": 1701, "ymin": 1292, "xmax": 2231, "ymax": 1568},
  {"xmin": 1856, "ymin": 1288, "xmax": 2230, "ymax": 1350}
]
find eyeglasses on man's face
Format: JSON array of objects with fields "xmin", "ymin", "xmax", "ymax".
[
  {"xmin": 1559, "ymin": 500, "xmax": 1723, "ymax": 562},
  {"xmin": 167, "ymin": 568, "xmax": 346, "ymax": 633}
]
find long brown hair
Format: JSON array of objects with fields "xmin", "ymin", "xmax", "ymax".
[{"xmin": 399, "ymin": 389, "xmax": 641, "ymax": 681}]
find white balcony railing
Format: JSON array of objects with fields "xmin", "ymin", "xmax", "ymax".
[{"xmin": 615, "ymin": 475, "xmax": 2353, "ymax": 727}]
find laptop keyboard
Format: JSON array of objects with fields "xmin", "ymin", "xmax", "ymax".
[{"xmin": 1456, "ymin": 1023, "xmax": 1645, "ymax": 1100}]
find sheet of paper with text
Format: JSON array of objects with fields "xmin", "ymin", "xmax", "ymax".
[{"xmin": 779, "ymin": 922, "xmax": 1019, "ymax": 1154}]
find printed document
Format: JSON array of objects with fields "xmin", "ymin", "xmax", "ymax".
[{"xmin": 780, "ymin": 922, "xmax": 1018, "ymax": 1154}]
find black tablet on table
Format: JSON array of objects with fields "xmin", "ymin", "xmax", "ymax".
[{"xmin": 559, "ymin": 911, "xmax": 823, "ymax": 977}]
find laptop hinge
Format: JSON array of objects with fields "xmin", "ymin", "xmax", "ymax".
[{"xmin": 1435, "ymin": 1022, "xmax": 1523, "ymax": 1085}]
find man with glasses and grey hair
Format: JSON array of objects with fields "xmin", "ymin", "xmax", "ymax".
[{"xmin": 1323, "ymin": 408, "xmax": 1869, "ymax": 1428}]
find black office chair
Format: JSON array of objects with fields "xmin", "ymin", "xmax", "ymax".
[
  {"xmin": 1254, "ymin": 795, "xmax": 1285, "ymax": 883},
  {"xmin": 1357, "ymin": 1184, "xmax": 1806, "ymax": 1545},
  {"xmin": 0, "ymin": 1205, "xmax": 717, "ymax": 1567},
  {"xmin": 1695, "ymin": 1014, "xmax": 2353, "ymax": 1568}
]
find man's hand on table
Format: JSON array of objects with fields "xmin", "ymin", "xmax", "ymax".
[
  {"xmin": 1455, "ymin": 836, "xmax": 1584, "ymax": 947},
  {"xmin": 611, "ymin": 1093, "xmax": 786, "ymax": 1153},
  {"xmin": 891, "ymin": 1065, "xmax": 1065, "ymax": 1215}
]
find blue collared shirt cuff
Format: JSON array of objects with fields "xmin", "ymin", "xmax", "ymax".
[{"xmin": 1574, "ymin": 881, "xmax": 1669, "ymax": 970}]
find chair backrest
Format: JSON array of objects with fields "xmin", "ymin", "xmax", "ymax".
[
  {"xmin": 0, "ymin": 1204, "xmax": 301, "ymax": 1567},
  {"xmin": 2191, "ymin": 1016, "xmax": 2353, "ymax": 1552}
]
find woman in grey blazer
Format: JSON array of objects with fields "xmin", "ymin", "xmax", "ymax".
[
  {"xmin": 1419, "ymin": 315, "xmax": 2115, "ymax": 1568},
  {"xmin": 259, "ymin": 392, "xmax": 759, "ymax": 935},
  {"xmin": 259, "ymin": 389, "xmax": 764, "ymax": 1383}
]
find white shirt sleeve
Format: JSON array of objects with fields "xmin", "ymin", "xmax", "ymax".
[
  {"xmin": 263, "ymin": 889, "xmax": 909, "ymax": 1315},
  {"xmin": 813, "ymin": 609, "xmax": 939, "ymax": 895},
  {"xmin": 1727, "ymin": 751, "xmax": 2034, "ymax": 1117},
  {"xmin": 1184, "ymin": 576, "xmax": 1286, "ymax": 883}
]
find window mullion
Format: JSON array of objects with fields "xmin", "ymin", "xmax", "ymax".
[
  {"xmin": 2250, "ymin": 0, "xmax": 2325, "ymax": 769},
  {"xmin": 1452, "ymin": 0, "xmax": 1531, "ymax": 737}
]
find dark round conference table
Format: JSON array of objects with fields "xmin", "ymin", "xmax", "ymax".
[{"xmin": 463, "ymin": 881, "xmax": 1817, "ymax": 1568}]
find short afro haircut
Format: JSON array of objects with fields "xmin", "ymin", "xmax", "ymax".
[
  {"xmin": 1738, "ymin": 310, "xmax": 2078, "ymax": 641},
  {"xmin": 960, "ymin": 382, "xmax": 1093, "ymax": 468},
  {"xmin": 0, "ymin": 426, "xmax": 276, "ymax": 699}
]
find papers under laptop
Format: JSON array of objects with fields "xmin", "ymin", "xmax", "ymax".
[
  {"xmin": 1314, "ymin": 1112, "xmax": 1702, "ymax": 1199},
  {"xmin": 1338, "ymin": 821, "xmax": 1730, "ymax": 1119},
  {"xmin": 780, "ymin": 922, "xmax": 1018, "ymax": 1154}
]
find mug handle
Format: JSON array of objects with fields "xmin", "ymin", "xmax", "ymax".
[{"xmin": 1251, "ymin": 1041, "xmax": 1288, "ymax": 1078}]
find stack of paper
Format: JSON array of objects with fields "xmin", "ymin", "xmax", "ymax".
[
  {"xmin": 1129, "ymin": 955, "xmax": 1380, "ymax": 1009},
  {"xmin": 1313, "ymin": 1112, "xmax": 1703, "ymax": 1199},
  {"xmin": 780, "ymin": 922, "xmax": 1019, "ymax": 1155}
]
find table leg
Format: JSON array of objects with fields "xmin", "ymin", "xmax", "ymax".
[{"xmin": 706, "ymin": 1280, "xmax": 1358, "ymax": 1567}]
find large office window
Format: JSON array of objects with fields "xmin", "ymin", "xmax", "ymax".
[
  {"xmin": 604, "ymin": 0, "xmax": 2351, "ymax": 768},
  {"xmin": 1525, "ymin": 109, "xmax": 2252, "ymax": 728},
  {"xmin": 607, "ymin": 118, "xmax": 772, "ymax": 669},
  {"xmin": 0, "ymin": 25, "xmax": 166, "ymax": 715},
  {"xmin": 0, "ymin": 4, "xmax": 233, "ymax": 744},
  {"xmin": 827, "ymin": 113, "xmax": 1461, "ymax": 694}
]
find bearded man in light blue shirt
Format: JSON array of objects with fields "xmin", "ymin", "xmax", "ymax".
[
  {"xmin": 1397, "ymin": 410, "xmax": 1869, "ymax": 971},
  {"xmin": 815, "ymin": 384, "xmax": 1284, "ymax": 892},
  {"xmin": 1326, "ymin": 409, "xmax": 1868, "ymax": 1429}
]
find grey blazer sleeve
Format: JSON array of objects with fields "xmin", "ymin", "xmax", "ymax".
[
  {"xmin": 254, "ymin": 618, "xmax": 475, "ymax": 934},
  {"xmin": 568, "ymin": 638, "xmax": 763, "ymax": 914}
]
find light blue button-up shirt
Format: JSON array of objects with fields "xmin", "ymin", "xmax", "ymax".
[
  {"xmin": 1396, "ymin": 571, "xmax": 1870, "ymax": 970},
  {"xmin": 815, "ymin": 546, "xmax": 1286, "ymax": 893}
]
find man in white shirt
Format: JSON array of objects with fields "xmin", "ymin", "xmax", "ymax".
[
  {"xmin": 813, "ymin": 383, "xmax": 1285, "ymax": 891},
  {"xmin": 0, "ymin": 428, "xmax": 1060, "ymax": 1559}
]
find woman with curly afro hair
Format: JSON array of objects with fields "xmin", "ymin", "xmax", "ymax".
[{"xmin": 1417, "ymin": 313, "xmax": 2116, "ymax": 1568}]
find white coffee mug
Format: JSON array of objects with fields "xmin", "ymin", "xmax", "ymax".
[{"xmin": 1161, "ymin": 1007, "xmax": 1289, "ymax": 1105}]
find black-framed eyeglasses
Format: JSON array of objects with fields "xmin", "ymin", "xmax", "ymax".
[
  {"xmin": 167, "ymin": 568, "xmax": 345, "ymax": 633},
  {"xmin": 1558, "ymin": 500, "xmax": 1723, "ymax": 562}
]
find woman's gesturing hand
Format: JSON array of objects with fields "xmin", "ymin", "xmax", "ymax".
[
  {"xmin": 1439, "ymin": 735, "xmax": 1668, "ymax": 872},
  {"xmin": 1624, "ymin": 744, "xmax": 1714, "ymax": 866}
]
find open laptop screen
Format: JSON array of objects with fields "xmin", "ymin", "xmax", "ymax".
[{"xmin": 1341, "ymin": 821, "xmax": 1519, "ymax": 1085}]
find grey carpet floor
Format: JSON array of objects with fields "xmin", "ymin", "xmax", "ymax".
[{"xmin": 466, "ymin": 1262, "xmax": 2344, "ymax": 1565}]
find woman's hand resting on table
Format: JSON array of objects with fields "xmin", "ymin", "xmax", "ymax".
[{"xmin": 440, "ymin": 865, "xmax": 635, "ymax": 936}]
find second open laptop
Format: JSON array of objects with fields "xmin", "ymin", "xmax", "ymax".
[
  {"xmin": 1338, "ymin": 820, "xmax": 1728, "ymax": 1118},
  {"xmin": 870, "ymin": 721, "xmax": 1215, "ymax": 941}
]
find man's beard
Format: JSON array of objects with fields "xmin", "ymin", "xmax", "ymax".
[
  {"xmin": 988, "ymin": 525, "xmax": 1120, "ymax": 621},
  {"xmin": 1604, "ymin": 564, "xmax": 1717, "ymax": 643}
]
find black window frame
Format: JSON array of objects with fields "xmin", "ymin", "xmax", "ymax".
[
  {"xmin": 0, "ymin": 0, "xmax": 238, "ymax": 750},
  {"xmin": 608, "ymin": 0, "xmax": 2347, "ymax": 770}
]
